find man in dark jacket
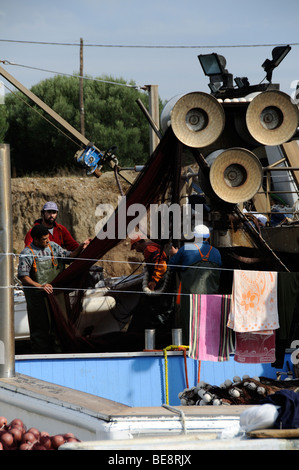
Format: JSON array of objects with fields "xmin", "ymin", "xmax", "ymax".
[{"xmin": 168, "ymin": 224, "xmax": 222, "ymax": 344}]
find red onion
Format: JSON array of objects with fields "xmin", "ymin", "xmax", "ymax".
[
  {"xmin": 8, "ymin": 427, "xmax": 23, "ymax": 442},
  {"xmin": 40, "ymin": 435, "xmax": 52, "ymax": 450},
  {"xmin": 0, "ymin": 416, "xmax": 81, "ymax": 449},
  {"xmin": 27, "ymin": 427, "xmax": 40, "ymax": 440},
  {"xmin": 51, "ymin": 434, "xmax": 65, "ymax": 449},
  {"xmin": 22, "ymin": 432, "xmax": 37, "ymax": 445},
  {"xmin": 19, "ymin": 443, "xmax": 31, "ymax": 450},
  {"xmin": 0, "ymin": 432, "xmax": 14, "ymax": 448},
  {"xmin": 8, "ymin": 418, "xmax": 25, "ymax": 430},
  {"xmin": 0, "ymin": 417, "xmax": 7, "ymax": 429}
]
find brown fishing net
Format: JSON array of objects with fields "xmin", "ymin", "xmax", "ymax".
[{"xmin": 48, "ymin": 128, "xmax": 182, "ymax": 352}]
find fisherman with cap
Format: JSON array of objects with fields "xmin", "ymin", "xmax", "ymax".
[
  {"xmin": 24, "ymin": 201, "xmax": 79, "ymax": 251},
  {"xmin": 168, "ymin": 224, "xmax": 222, "ymax": 343},
  {"xmin": 18, "ymin": 224, "xmax": 91, "ymax": 353}
]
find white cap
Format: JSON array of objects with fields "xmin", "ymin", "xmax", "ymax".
[
  {"xmin": 193, "ymin": 224, "xmax": 210, "ymax": 239},
  {"xmin": 43, "ymin": 201, "xmax": 58, "ymax": 211}
]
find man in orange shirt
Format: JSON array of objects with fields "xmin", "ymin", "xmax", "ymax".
[
  {"xmin": 130, "ymin": 236, "xmax": 168, "ymax": 291},
  {"xmin": 130, "ymin": 236, "xmax": 173, "ymax": 340}
]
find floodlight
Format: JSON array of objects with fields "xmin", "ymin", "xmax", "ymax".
[
  {"xmin": 262, "ymin": 45, "xmax": 291, "ymax": 82},
  {"xmin": 198, "ymin": 53, "xmax": 226, "ymax": 76},
  {"xmin": 198, "ymin": 53, "xmax": 233, "ymax": 93}
]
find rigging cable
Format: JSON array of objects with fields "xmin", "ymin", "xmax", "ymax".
[{"xmin": 0, "ymin": 38, "xmax": 298, "ymax": 48}]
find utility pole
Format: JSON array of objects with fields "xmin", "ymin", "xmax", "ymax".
[
  {"xmin": 79, "ymin": 38, "xmax": 85, "ymax": 137},
  {"xmin": 145, "ymin": 85, "xmax": 160, "ymax": 154}
]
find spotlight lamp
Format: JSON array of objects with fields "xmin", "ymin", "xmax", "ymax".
[
  {"xmin": 198, "ymin": 53, "xmax": 233, "ymax": 93},
  {"xmin": 262, "ymin": 45, "xmax": 291, "ymax": 82},
  {"xmin": 198, "ymin": 53, "xmax": 227, "ymax": 76}
]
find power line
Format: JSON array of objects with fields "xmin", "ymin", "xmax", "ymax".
[
  {"xmin": 0, "ymin": 60, "xmax": 144, "ymax": 90},
  {"xmin": 0, "ymin": 38, "xmax": 298, "ymax": 48}
]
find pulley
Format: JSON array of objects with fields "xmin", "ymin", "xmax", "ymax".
[
  {"xmin": 246, "ymin": 90, "xmax": 299, "ymax": 146},
  {"xmin": 162, "ymin": 92, "xmax": 225, "ymax": 148},
  {"xmin": 209, "ymin": 148, "xmax": 263, "ymax": 203}
]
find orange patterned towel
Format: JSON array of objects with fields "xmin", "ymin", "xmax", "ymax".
[{"xmin": 227, "ymin": 270, "xmax": 279, "ymax": 334}]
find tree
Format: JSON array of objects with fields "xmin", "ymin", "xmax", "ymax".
[
  {"xmin": 4, "ymin": 74, "xmax": 164, "ymax": 175},
  {"xmin": 0, "ymin": 104, "xmax": 8, "ymax": 143}
]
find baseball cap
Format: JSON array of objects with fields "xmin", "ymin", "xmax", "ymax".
[
  {"xmin": 193, "ymin": 224, "xmax": 210, "ymax": 239},
  {"xmin": 42, "ymin": 201, "xmax": 58, "ymax": 211}
]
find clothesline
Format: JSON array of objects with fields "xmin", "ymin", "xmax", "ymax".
[
  {"xmin": 188, "ymin": 270, "xmax": 299, "ymax": 366},
  {"xmin": 11, "ymin": 284, "xmax": 186, "ymax": 296},
  {"xmin": 1, "ymin": 251, "xmax": 259, "ymax": 272}
]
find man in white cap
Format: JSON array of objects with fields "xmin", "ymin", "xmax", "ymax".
[
  {"xmin": 169, "ymin": 224, "xmax": 222, "ymax": 269},
  {"xmin": 24, "ymin": 201, "xmax": 79, "ymax": 251},
  {"xmin": 168, "ymin": 224, "xmax": 222, "ymax": 344}
]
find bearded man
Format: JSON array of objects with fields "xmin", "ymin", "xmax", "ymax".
[{"xmin": 24, "ymin": 201, "xmax": 79, "ymax": 251}]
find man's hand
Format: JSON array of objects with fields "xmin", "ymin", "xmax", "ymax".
[
  {"xmin": 169, "ymin": 246, "xmax": 178, "ymax": 256},
  {"xmin": 70, "ymin": 237, "xmax": 92, "ymax": 259},
  {"xmin": 81, "ymin": 238, "xmax": 92, "ymax": 250},
  {"xmin": 20, "ymin": 275, "xmax": 53, "ymax": 294},
  {"xmin": 41, "ymin": 283, "xmax": 53, "ymax": 294},
  {"xmin": 147, "ymin": 281, "xmax": 157, "ymax": 291}
]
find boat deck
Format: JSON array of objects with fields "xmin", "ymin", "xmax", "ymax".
[
  {"xmin": 0, "ymin": 373, "xmax": 250, "ymax": 421},
  {"xmin": 1, "ymin": 374, "xmax": 299, "ymax": 449}
]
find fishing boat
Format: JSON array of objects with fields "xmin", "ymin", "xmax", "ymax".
[{"xmin": 2, "ymin": 46, "xmax": 299, "ymax": 448}]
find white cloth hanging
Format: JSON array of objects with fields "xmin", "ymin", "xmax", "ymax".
[{"xmin": 227, "ymin": 270, "xmax": 279, "ymax": 334}]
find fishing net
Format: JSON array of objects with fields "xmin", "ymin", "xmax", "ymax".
[{"xmin": 47, "ymin": 128, "xmax": 182, "ymax": 352}]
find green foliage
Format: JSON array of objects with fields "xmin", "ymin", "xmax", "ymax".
[
  {"xmin": 0, "ymin": 104, "xmax": 8, "ymax": 142},
  {"xmin": 4, "ymin": 74, "xmax": 163, "ymax": 175}
]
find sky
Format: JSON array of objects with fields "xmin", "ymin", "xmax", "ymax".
[{"xmin": 0, "ymin": 0, "xmax": 299, "ymax": 107}]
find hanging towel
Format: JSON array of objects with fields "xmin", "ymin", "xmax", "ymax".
[
  {"xmin": 189, "ymin": 294, "xmax": 234, "ymax": 362},
  {"xmin": 234, "ymin": 331, "xmax": 276, "ymax": 363},
  {"xmin": 227, "ymin": 270, "xmax": 279, "ymax": 333}
]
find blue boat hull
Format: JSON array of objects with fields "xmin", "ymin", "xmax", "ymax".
[{"xmin": 15, "ymin": 351, "xmax": 293, "ymax": 407}]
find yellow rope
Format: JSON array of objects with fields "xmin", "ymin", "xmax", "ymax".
[{"xmin": 163, "ymin": 345, "xmax": 189, "ymax": 405}]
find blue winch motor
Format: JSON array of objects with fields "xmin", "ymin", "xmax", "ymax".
[
  {"xmin": 75, "ymin": 145, "xmax": 104, "ymax": 176},
  {"xmin": 75, "ymin": 144, "xmax": 118, "ymax": 177}
]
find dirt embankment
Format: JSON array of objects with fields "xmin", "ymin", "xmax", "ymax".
[{"xmin": 11, "ymin": 172, "xmax": 144, "ymax": 278}]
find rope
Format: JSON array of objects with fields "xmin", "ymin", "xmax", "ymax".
[
  {"xmin": 163, "ymin": 345, "xmax": 189, "ymax": 405},
  {"xmin": 9, "ymin": 251, "xmax": 238, "ymax": 272},
  {"xmin": 197, "ymin": 360, "xmax": 201, "ymax": 383},
  {"xmin": 162, "ymin": 404, "xmax": 187, "ymax": 434}
]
